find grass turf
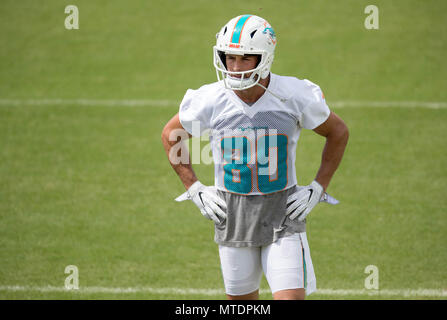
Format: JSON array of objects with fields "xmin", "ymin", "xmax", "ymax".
[{"xmin": 0, "ymin": 0, "xmax": 446, "ymax": 300}]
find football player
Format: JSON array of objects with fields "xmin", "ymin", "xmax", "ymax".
[{"xmin": 161, "ymin": 14, "xmax": 349, "ymax": 300}]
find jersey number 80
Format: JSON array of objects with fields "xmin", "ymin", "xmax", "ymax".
[{"xmin": 221, "ymin": 134, "xmax": 288, "ymax": 194}]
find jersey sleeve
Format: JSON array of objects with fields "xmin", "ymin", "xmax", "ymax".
[
  {"xmin": 300, "ymin": 80, "xmax": 331, "ymax": 130},
  {"xmin": 178, "ymin": 88, "xmax": 213, "ymax": 137}
]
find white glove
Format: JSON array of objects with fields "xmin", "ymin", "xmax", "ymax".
[
  {"xmin": 286, "ymin": 180, "xmax": 325, "ymax": 221},
  {"xmin": 185, "ymin": 181, "xmax": 227, "ymax": 224}
]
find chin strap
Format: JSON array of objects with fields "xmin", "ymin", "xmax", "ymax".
[
  {"xmin": 256, "ymin": 82, "xmax": 288, "ymax": 103},
  {"xmin": 225, "ymin": 73, "xmax": 288, "ymax": 103}
]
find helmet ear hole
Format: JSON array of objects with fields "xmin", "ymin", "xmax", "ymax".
[{"xmin": 250, "ymin": 30, "xmax": 257, "ymax": 38}]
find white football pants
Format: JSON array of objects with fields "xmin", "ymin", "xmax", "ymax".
[{"xmin": 218, "ymin": 232, "xmax": 316, "ymax": 296}]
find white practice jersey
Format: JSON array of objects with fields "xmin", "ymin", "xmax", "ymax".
[{"xmin": 179, "ymin": 73, "xmax": 330, "ymax": 196}]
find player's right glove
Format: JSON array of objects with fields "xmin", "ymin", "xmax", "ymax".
[{"xmin": 186, "ymin": 181, "xmax": 227, "ymax": 224}]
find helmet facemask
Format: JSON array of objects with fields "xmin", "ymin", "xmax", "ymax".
[{"xmin": 213, "ymin": 47, "xmax": 272, "ymax": 90}]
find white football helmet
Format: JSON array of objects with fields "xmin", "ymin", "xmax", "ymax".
[{"xmin": 213, "ymin": 14, "xmax": 277, "ymax": 90}]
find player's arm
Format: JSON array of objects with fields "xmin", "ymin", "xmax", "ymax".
[
  {"xmin": 312, "ymin": 111, "xmax": 349, "ymax": 191},
  {"xmin": 161, "ymin": 113, "xmax": 198, "ymax": 190},
  {"xmin": 161, "ymin": 113, "xmax": 227, "ymax": 224},
  {"xmin": 286, "ymin": 111, "xmax": 347, "ymax": 221}
]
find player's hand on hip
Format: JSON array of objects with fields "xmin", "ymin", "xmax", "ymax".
[
  {"xmin": 187, "ymin": 181, "xmax": 227, "ymax": 224},
  {"xmin": 286, "ymin": 180, "xmax": 324, "ymax": 221}
]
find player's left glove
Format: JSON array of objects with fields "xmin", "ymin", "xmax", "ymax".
[{"xmin": 286, "ymin": 180, "xmax": 325, "ymax": 221}]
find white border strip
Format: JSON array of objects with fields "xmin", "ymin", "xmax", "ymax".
[
  {"xmin": 0, "ymin": 99, "xmax": 446, "ymax": 109},
  {"xmin": 0, "ymin": 285, "xmax": 445, "ymax": 297}
]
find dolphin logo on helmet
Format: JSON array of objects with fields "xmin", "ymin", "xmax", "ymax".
[{"xmin": 262, "ymin": 27, "xmax": 277, "ymax": 44}]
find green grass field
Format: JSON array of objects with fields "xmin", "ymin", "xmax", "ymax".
[{"xmin": 0, "ymin": 0, "xmax": 446, "ymax": 300}]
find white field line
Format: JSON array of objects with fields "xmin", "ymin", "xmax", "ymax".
[
  {"xmin": 0, "ymin": 99, "xmax": 446, "ymax": 109},
  {"xmin": 0, "ymin": 285, "xmax": 446, "ymax": 297},
  {"xmin": 0, "ymin": 99, "xmax": 177, "ymax": 107},
  {"xmin": 330, "ymin": 101, "xmax": 447, "ymax": 109}
]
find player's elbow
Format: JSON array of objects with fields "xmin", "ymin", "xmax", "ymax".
[
  {"xmin": 339, "ymin": 121, "xmax": 349, "ymax": 140},
  {"xmin": 338, "ymin": 122, "xmax": 349, "ymax": 146},
  {"xmin": 161, "ymin": 123, "xmax": 177, "ymax": 152},
  {"xmin": 161, "ymin": 123, "xmax": 170, "ymax": 143},
  {"xmin": 331, "ymin": 119, "xmax": 349, "ymax": 145}
]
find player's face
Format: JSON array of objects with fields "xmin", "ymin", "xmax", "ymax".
[{"xmin": 225, "ymin": 54, "xmax": 259, "ymax": 78}]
